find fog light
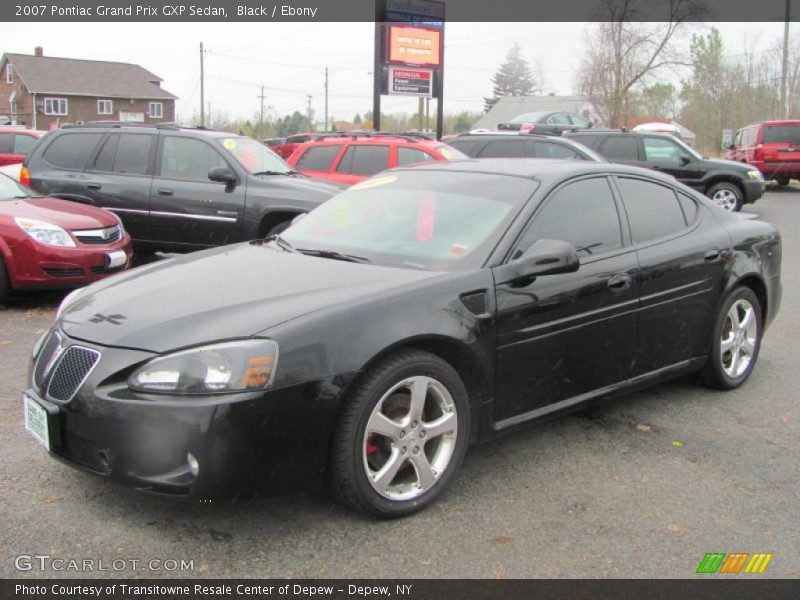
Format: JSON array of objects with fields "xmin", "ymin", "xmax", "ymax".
[{"xmin": 187, "ymin": 453, "xmax": 199, "ymax": 476}]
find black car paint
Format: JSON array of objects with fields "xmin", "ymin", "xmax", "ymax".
[
  {"xmin": 25, "ymin": 160, "xmax": 782, "ymax": 497},
  {"xmin": 565, "ymin": 131, "xmax": 766, "ymax": 205},
  {"xmin": 23, "ymin": 127, "xmax": 339, "ymax": 251}
]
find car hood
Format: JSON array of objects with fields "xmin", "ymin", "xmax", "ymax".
[
  {"xmin": 0, "ymin": 196, "xmax": 118, "ymax": 229},
  {"xmin": 248, "ymin": 172, "xmax": 341, "ymax": 196},
  {"xmin": 59, "ymin": 243, "xmax": 440, "ymax": 352},
  {"xmin": 701, "ymin": 157, "xmax": 756, "ymax": 173}
]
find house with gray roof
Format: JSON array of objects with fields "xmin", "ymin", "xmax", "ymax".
[
  {"xmin": 472, "ymin": 95, "xmax": 600, "ymax": 130},
  {"xmin": 0, "ymin": 47, "xmax": 177, "ymax": 130}
]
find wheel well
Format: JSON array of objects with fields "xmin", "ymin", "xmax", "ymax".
[
  {"xmin": 357, "ymin": 338, "xmax": 485, "ymax": 443},
  {"xmin": 705, "ymin": 177, "xmax": 744, "ymax": 197},
  {"xmin": 257, "ymin": 211, "xmax": 301, "ymax": 237},
  {"xmin": 737, "ymin": 275, "xmax": 768, "ymax": 322}
]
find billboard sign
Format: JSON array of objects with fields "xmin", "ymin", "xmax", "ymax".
[{"xmin": 387, "ymin": 25, "xmax": 441, "ymax": 67}]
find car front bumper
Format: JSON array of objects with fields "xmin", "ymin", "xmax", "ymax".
[
  {"xmin": 24, "ymin": 332, "xmax": 354, "ymax": 498},
  {"xmin": 742, "ymin": 178, "xmax": 766, "ymax": 204}
]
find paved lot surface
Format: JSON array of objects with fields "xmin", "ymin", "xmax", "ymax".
[{"xmin": 1, "ymin": 188, "xmax": 798, "ymax": 579}]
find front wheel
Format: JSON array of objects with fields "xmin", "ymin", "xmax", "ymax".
[
  {"xmin": 328, "ymin": 350, "xmax": 470, "ymax": 518},
  {"xmin": 706, "ymin": 182, "xmax": 743, "ymax": 212},
  {"xmin": 698, "ymin": 287, "xmax": 763, "ymax": 390}
]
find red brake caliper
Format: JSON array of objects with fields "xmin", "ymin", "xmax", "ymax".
[{"xmin": 365, "ymin": 433, "xmax": 379, "ymax": 456}]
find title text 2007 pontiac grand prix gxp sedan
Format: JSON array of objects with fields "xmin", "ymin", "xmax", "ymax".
[{"xmin": 23, "ymin": 159, "xmax": 781, "ymax": 518}]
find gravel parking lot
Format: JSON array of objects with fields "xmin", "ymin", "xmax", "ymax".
[{"xmin": 1, "ymin": 188, "xmax": 798, "ymax": 579}]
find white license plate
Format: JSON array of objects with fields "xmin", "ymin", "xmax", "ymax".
[
  {"xmin": 105, "ymin": 250, "xmax": 127, "ymax": 269},
  {"xmin": 23, "ymin": 394, "xmax": 50, "ymax": 451}
]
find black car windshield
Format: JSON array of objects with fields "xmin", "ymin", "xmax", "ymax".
[
  {"xmin": 216, "ymin": 136, "xmax": 293, "ymax": 175},
  {"xmin": 0, "ymin": 173, "xmax": 34, "ymax": 199},
  {"xmin": 282, "ymin": 170, "xmax": 538, "ymax": 271}
]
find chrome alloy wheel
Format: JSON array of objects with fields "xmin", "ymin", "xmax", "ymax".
[
  {"xmin": 720, "ymin": 298, "xmax": 758, "ymax": 378},
  {"xmin": 362, "ymin": 376, "xmax": 458, "ymax": 501},
  {"xmin": 712, "ymin": 188, "xmax": 738, "ymax": 212}
]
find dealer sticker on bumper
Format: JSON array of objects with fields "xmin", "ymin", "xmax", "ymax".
[{"xmin": 23, "ymin": 394, "xmax": 50, "ymax": 451}]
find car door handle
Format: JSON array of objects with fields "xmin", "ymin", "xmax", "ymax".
[
  {"xmin": 607, "ymin": 274, "xmax": 632, "ymax": 292},
  {"xmin": 86, "ymin": 183, "xmax": 101, "ymax": 190},
  {"xmin": 704, "ymin": 248, "xmax": 721, "ymax": 262},
  {"xmin": 157, "ymin": 188, "xmax": 174, "ymax": 196}
]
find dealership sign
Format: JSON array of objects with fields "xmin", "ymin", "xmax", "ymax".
[{"xmin": 389, "ymin": 67, "xmax": 433, "ymax": 97}]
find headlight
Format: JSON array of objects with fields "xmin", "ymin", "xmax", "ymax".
[
  {"xmin": 128, "ymin": 339, "xmax": 279, "ymax": 395},
  {"xmin": 746, "ymin": 170, "xmax": 764, "ymax": 181},
  {"xmin": 112, "ymin": 212, "xmax": 126, "ymax": 234},
  {"xmin": 15, "ymin": 217, "xmax": 76, "ymax": 247}
]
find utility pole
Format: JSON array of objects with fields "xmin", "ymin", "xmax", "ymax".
[
  {"xmin": 324, "ymin": 67, "xmax": 329, "ymax": 133},
  {"xmin": 781, "ymin": 0, "xmax": 791, "ymax": 118},
  {"xmin": 200, "ymin": 42, "xmax": 205, "ymax": 127},
  {"xmin": 258, "ymin": 85, "xmax": 266, "ymax": 140},
  {"xmin": 306, "ymin": 95, "xmax": 313, "ymax": 131}
]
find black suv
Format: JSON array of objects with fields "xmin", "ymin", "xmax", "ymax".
[
  {"xmin": 565, "ymin": 130, "xmax": 765, "ymax": 212},
  {"xmin": 446, "ymin": 132, "xmax": 604, "ymax": 162},
  {"xmin": 23, "ymin": 124, "xmax": 339, "ymax": 252}
]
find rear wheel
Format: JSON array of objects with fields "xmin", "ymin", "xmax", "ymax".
[
  {"xmin": 774, "ymin": 175, "xmax": 791, "ymax": 187},
  {"xmin": 266, "ymin": 220, "xmax": 292, "ymax": 236},
  {"xmin": 328, "ymin": 350, "xmax": 470, "ymax": 518},
  {"xmin": 699, "ymin": 287, "xmax": 762, "ymax": 390},
  {"xmin": 706, "ymin": 182, "xmax": 743, "ymax": 212}
]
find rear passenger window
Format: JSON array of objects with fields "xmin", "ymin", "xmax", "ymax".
[
  {"xmin": 514, "ymin": 177, "xmax": 622, "ymax": 258},
  {"xmin": 295, "ymin": 145, "xmax": 341, "ymax": 171},
  {"xmin": 396, "ymin": 147, "xmax": 435, "ymax": 166},
  {"xmin": 0, "ymin": 133, "xmax": 12, "ymax": 153},
  {"xmin": 617, "ymin": 178, "xmax": 688, "ymax": 243},
  {"xmin": 599, "ymin": 137, "xmax": 639, "ymax": 161},
  {"xmin": 42, "ymin": 133, "xmax": 104, "ymax": 170},
  {"xmin": 533, "ymin": 142, "xmax": 578, "ymax": 159},
  {"xmin": 677, "ymin": 193, "xmax": 699, "ymax": 224},
  {"xmin": 446, "ymin": 139, "xmax": 482, "ymax": 157},
  {"xmin": 336, "ymin": 145, "xmax": 390, "ymax": 176},
  {"xmin": 479, "ymin": 140, "xmax": 529, "ymax": 158},
  {"xmin": 91, "ymin": 133, "xmax": 153, "ymax": 175},
  {"xmin": 13, "ymin": 135, "xmax": 37, "ymax": 155},
  {"xmin": 566, "ymin": 135, "xmax": 601, "ymax": 150}
]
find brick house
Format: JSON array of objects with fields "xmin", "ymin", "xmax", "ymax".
[{"xmin": 0, "ymin": 47, "xmax": 177, "ymax": 130}]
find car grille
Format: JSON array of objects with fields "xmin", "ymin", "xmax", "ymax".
[
  {"xmin": 73, "ymin": 225, "xmax": 121, "ymax": 245},
  {"xmin": 33, "ymin": 331, "xmax": 101, "ymax": 403},
  {"xmin": 61, "ymin": 430, "xmax": 113, "ymax": 475},
  {"xmin": 43, "ymin": 267, "xmax": 84, "ymax": 277}
]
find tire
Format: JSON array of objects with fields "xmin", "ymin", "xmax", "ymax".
[
  {"xmin": 698, "ymin": 287, "xmax": 763, "ymax": 390},
  {"xmin": 0, "ymin": 255, "xmax": 9, "ymax": 303},
  {"xmin": 706, "ymin": 182, "xmax": 743, "ymax": 212},
  {"xmin": 774, "ymin": 175, "xmax": 790, "ymax": 187},
  {"xmin": 327, "ymin": 349, "xmax": 470, "ymax": 518}
]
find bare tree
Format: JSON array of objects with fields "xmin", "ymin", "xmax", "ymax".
[{"xmin": 576, "ymin": 0, "xmax": 701, "ymax": 127}]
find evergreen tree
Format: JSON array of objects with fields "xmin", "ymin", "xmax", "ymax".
[{"xmin": 484, "ymin": 43, "xmax": 536, "ymax": 113}]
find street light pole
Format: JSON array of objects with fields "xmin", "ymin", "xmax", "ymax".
[{"xmin": 781, "ymin": 0, "xmax": 791, "ymax": 118}]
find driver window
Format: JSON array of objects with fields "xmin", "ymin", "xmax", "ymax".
[
  {"xmin": 161, "ymin": 136, "xmax": 229, "ymax": 181},
  {"xmin": 548, "ymin": 114, "xmax": 571, "ymax": 125},
  {"xmin": 644, "ymin": 137, "xmax": 684, "ymax": 164},
  {"xmin": 512, "ymin": 177, "xmax": 622, "ymax": 259}
]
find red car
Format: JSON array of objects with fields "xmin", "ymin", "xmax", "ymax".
[
  {"xmin": 273, "ymin": 133, "xmax": 317, "ymax": 159},
  {"xmin": 726, "ymin": 120, "xmax": 800, "ymax": 186},
  {"xmin": 0, "ymin": 173, "xmax": 132, "ymax": 301},
  {"xmin": 288, "ymin": 132, "xmax": 467, "ymax": 186},
  {"xmin": 0, "ymin": 127, "xmax": 46, "ymax": 166}
]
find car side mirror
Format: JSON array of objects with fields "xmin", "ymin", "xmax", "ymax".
[
  {"xmin": 679, "ymin": 155, "xmax": 691, "ymax": 166},
  {"xmin": 209, "ymin": 166, "xmax": 238, "ymax": 188},
  {"xmin": 587, "ymin": 121, "xmax": 594, "ymax": 128},
  {"xmin": 494, "ymin": 239, "xmax": 580, "ymax": 286}
]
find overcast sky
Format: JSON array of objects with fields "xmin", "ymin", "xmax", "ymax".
[{"xmin": 0, "ymin": 21, "xmax": 789, "ymax": 124}]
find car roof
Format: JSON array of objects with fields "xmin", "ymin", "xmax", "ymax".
[
  {"xmin": 393, "ymin": 157, "xmax": 680, "ymax": 185},
  {"xmin": 0, "ymin": 126, "xmax": 46, "ymax": 135},
  {"xmin": 296, "ymin": 132, "xmax": 442, "ymax": 148},
  {"xmin": 56, "ymin": 123, "xmax": 238, "ymax": 139},
  {"xmin": 453, "ymin": 132, "xmax": 574, "ymax": 141}
]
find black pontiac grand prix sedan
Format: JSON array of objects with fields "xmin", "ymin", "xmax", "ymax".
[{"xmin": 23, "ymin": 159, "xmax": 782, "ymax": 518}]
